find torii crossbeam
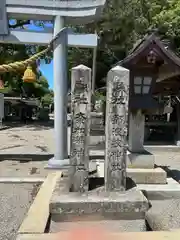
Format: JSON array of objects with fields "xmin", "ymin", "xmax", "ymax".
[{"xmin": 0, "ymin": 0, "xmax": 106, "ymax": 168}]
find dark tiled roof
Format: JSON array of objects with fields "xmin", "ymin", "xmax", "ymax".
[{"xmin": 114, "ymin": 33, "xmax": 180, "ymax": 68}]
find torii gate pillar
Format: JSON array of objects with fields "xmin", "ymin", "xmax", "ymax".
[{"xmin": 48, "ymin": 16, "xmax": 69, "ymax": 168}]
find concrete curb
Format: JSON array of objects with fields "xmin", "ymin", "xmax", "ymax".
[
  {"xmin": 16, "ymin": 231, "xmax": 180, "ymax": 240},
  {"xmin": 18, "ymin": 172, "xmax": 62, "ymax": 235},
  {"xmin": 0, "ymin": 153, "xmax": 53, "ymax": 161},
  {"xmin": 0, "ymin": 177, "xmax": 45, "ymax": 183}
]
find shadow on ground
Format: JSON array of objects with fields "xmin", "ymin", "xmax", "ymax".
[
  {"xmin": 0, "ymin": 153, "xmax": 53, "ymax": 162},
  {"xmin": 0, "ymin": 120, "xmax": 54, "ymax": 131},
  {"xmin": 156, "ymin": 164, "xmax": 180, "ymax": 183}
]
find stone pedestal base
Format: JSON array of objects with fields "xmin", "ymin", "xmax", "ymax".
[
  {"xmin": 95, "ymin": 162, "xmax": 167, "ymax": 184},
  {"xmin": 127, "ymin": 150, "xmax": 155, "ymax": 169},
  {"xmin": 127, "ymin": 168, "xmax": 167, "ymax": 184},
  {"xmin": 50, "ymin": 185, "xmax": 149, "ymax": 222},
  {"xmin": 46, "ymin": 158, "xmax": 70, "ymax": 169}
]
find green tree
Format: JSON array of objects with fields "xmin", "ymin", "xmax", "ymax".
[
  {"xmin": 0, "ymin": 20, "xmax": 53, "ymax": 101},
  {"xmin": 152, "ymin": 0, "xmax": 180, "ymax": 52}
]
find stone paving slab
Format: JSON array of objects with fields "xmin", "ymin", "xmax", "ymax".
[
  {"xmin": 49, "ymin": 219, "xmax": 147, "ymax": 232},
  {"xmin": 0, "ymin": 160, "xmax": 49, "ymax": 178},
  {"xmin": 146, "ymin": 199, "xmax": 180, "ymax": 231},
  {"xmin": 137, "ymin": 178, "xmax": 180, "ymax": 200}
]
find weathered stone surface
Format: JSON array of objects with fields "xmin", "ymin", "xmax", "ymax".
[
  {"xmin": 70, "ymin": 65, "xmax": 91, "ymax": 192},
  {"xmin": 50, "ymin": 186, "xmax": 149, "ymax": 221},
  {"xmin": 128, "ymin": 110, "xmax": 145, "ymax": 153},
  {"xmin": 127, "ymin": 151, "xmax": 155, "ymax": 169},
  {"xmin": 105, "ymin": 66, "xmax": 129, "ymax": 191}
]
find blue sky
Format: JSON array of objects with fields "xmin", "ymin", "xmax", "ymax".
[
  {"xmin": 11, "ymin": 20, "xmax": 54, "ymax": 89},
  {"xmin": 40, "ymin": 61, "xmax": 53, "ymax": 89}
]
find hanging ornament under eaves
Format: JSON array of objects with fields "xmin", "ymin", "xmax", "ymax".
[
  {"xmin": 22, "ymin": 65, "xmax": 36, "ymax": 83},
  {"xmin": 147, "ymin": 49, "xmax": 157, "ymax": 64}
]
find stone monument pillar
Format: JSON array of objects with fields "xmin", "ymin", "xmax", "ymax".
[
  {"xmin": 105, "ymin": 66, "xmax": 129, "ymax": 191},
  {"xmin": 50, "ymin": 65, "xmax": 149, "ymax": 222},
  {"xmin": 70, "ymin": 65, "xmax": 91, "ymax": 192},
  {"xmin": 128, "ymin": 110, "xmax": 145, "ymax": 153}
]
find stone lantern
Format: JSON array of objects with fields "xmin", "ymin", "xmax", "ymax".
[{"xmin": 115, "ymin": 32, "xmax": 180, "ymax": 153}]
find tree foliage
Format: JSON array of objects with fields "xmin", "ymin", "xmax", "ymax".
[
  {"xmin": 72, "ymin": 0, "xmax": 180, "ymax": 88},
  {"xmin": 1, "ymin": 1, "xmax": 180, "ymax": 96}
]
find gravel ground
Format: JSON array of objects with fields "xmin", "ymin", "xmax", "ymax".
[{"xmin": 0, "ymin": 183, "xmax": 40, "ymax": 240}]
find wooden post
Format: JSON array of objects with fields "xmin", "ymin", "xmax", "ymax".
[
  {"xmin": 105, "ymin": 66, "xmax": 129, "ymax": 192},
  {"xmin": 70, "ymin": 65, "xmax": 91, "ymax": 192}
]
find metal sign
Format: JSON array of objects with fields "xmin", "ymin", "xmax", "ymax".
[{"xmin": 0, "ymin": 0, "xmax": 9, "ymax": 35}]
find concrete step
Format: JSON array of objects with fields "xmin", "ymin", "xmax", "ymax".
[
  {"xmin": 95, "ymin": 162, "xmax": 166, "ymax": 184},
  {"xmin": 90, "ymin": 150, "xmax": 155, "ymax": 169},
  {"xmin": 127, "ymin": 168, "xmax": 167, "ymax": 184},
  {"xmin": 137, "ymin": 178, "xmax": 180, "ymax": 200},
  {"xmin": 49, "ymin": 219, "xmax": 147, "ymax": 232}
]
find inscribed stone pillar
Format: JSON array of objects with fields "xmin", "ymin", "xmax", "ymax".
[
  {"xmin": 128, "ymin": 110, "xmax": 145, "ymax": 153},
  {"xmin": 105, "ymin": 66, "xmax": 129, "ymax": 192},
  {"xmin": 70, "ymin": 65, "xmax": 91, "ymax": 192}
]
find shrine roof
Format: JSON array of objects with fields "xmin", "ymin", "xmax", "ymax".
[{"xmin": 115, "ymin": 33, "xmax": 180, "ymax": 68}]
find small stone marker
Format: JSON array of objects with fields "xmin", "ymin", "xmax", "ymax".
[
  {"xmin": 128, "ymin": 110, "xmax": 145, "ymax": 153},
  {"xmin": 70, "ymin": 65, "xmax": 91, "ymax": 192},
  {"xmin": 105, "ymin": 66, "xmax": 129, "ymax": 191}
]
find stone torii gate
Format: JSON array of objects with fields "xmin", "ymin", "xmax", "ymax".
[{"xmin": 0, "ymin": 0, "xmax": 106, "ymax": 168}]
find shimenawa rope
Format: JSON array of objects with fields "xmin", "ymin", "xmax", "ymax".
[{"xmin": 0, "ymin": 28, "xmax": 64, "ymax": 73}]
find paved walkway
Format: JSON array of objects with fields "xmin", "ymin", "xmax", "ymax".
[{"xmin": 0, "ymin": 124, "xmax": 180, "ymax": 179}]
